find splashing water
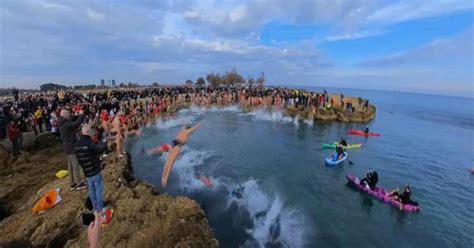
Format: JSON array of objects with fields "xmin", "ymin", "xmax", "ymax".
[
  {"xmin": 160, "ymin": 146, "xmax": 306, "ymax": 247},
  {"xmin": 229, "ymin": 179, "xmax": 306, "ymax": 247},
  {"xmin": 154, "ymin": 115, "xmax": 196, "ymax": 129},
  {"xmin": 247, "ymin": 108, "xmax": 308, "ymax": 128},
  {"xmin": 303, "ymin": 119, "xmax": 314, "ymax": 127},
  {"xmin": 175, "ymin": 149, "xmax": 214, "ymax": 191}
]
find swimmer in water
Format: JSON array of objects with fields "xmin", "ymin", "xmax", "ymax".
[
  {"xmin": 146, "ymin": 144, "xmax": 172, "ymax": 156},
  {"xmin": 161, "ymin": 121, "xmax": 203, "ymax": 187}
]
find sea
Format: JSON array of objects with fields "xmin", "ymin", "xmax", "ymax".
[{"xmin": 126, "ymin": 88, "xmax": 474, "ymax": 248}]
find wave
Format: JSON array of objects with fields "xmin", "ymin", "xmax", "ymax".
[
  {"xmin": 209, "ymin": 105, "xmax": 242, "ymax": 113},
  {"xmin": 181, "ymin": 105, "xmax": 243, "ymax": 114},
  {"xmin": 233, "ymin": 180, "xmax": 305, "ymax": 248},
  {"xmin": 165, "ymin": 146, "xmax": 306, "ymax": 247},
  {"xmin": 172, "ymin": 147, "xmax": 214, "ymax": 191},
  {"xmin": 154, "ymin": 115, "xmax": 196, "ymax": 129},
  {"xmin": 245, "ymin": 108, "xmax": 312, "ymax": 128},
  {"xmin": 303, "ymin": 119, "xmax": 314, "ymax": 127}
]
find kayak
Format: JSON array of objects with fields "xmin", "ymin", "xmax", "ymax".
[
  {"xmin": 325, "ymin": 152, "xmax": 348, "ymax": 166},
  {"xmin": 346, "ymin": 175, "xmax": 421, "ymax": 212},
  {"xmin": 348, "ymin": 128, "xmax": 380, "ymax": 137},
  {"xmin": 321, "ymin": 143, "xmax": 362, "ymax": 149}
]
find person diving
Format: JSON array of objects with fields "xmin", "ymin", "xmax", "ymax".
[{"xmin": 161, "ymin": 121, "xmax": 204, "ymax": 188}]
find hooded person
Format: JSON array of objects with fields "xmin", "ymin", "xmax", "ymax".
[
  {"xmin": 75, "ymin": 123, "xmax": 113, "ymax": 224},
  {"xmin": 58, "ymin": 109, "xmax": 87, "ymax": 191}
]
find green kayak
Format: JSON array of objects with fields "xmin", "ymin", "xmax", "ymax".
[{"xmin": 321, "ymin": 142, "xmax": 362, "ymax": 149}]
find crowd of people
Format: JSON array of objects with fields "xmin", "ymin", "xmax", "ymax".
[
  {"xmin": 0, "ymin": 86, "xmax": 371, "ymax": 159},
  {"xmin": 0, "ymin": 86, "xmax": 373, "ymax": 247}
]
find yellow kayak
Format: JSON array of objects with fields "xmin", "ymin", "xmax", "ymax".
[{"xmin": 321, "ymin": 143, "xmax": 362, "ymax": 149}]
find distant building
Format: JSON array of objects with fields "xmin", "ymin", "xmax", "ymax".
[
  {"xmin": 100, "ymin": 79, "xmax": 105, "ymax": 87},
  {"xmin": 112, "ymin": 79, "xmax": 116, "ymax": 86}
]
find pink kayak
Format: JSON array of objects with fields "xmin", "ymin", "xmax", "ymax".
[
  {"xmin": 348, "ymin": 128, "xmax": 380, "ymax": 137},
  {"xmin": 346, "ymin": 175, "xmax": 420, "ymax": 212}
]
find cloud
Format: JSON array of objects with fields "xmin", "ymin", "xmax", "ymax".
[
  {"xmin": 0, "ymin": 0, "xmax": 472, "ymax": 97},
  {"xmin": 182, "ymin": 0, "xmax": 473, "ymax": 38},
  {"xmin": 366, "ymin": 0, "xmax": 473, "ymax": 25},
  {"xmin": 357, "ymin": 27, "xmax": 473, "ymax": 67},
  {"xmin": 326, "ymin": 29, "xmax": 386, "ymax": 42},
  {"xmin": 86, "ymin": 8, "xmax": 105, "ymax": 21}
]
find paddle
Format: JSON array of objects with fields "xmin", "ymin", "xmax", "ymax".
[{"xmin": 349, "ymin": 160, "xmax": 354, "ymax": 165}]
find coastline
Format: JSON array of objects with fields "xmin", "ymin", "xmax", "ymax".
[
  {"xmin": 166, "ymin": 93, "xmax": 375, "ymax": 123},
  {"xmin": 0, "ymin": 134, "xmax": 218, "ymax": 247},
  {"xmin": 0, "ymin": 90, "xmax": 374, "ymax": 247}
]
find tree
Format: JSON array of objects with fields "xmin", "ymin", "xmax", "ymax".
[
  {"xmin": 247, "ymin": 76, "xmax": 255, "ymax": 88},
  {"xmin": 185, "ymin": 79, "xmax": 193, "ymax": 88},
  {"xmin": 195, "ymin": 77, "xmax": 205, "ymax": 88},
  {"xmin": 206, "ymin": 72, "xmax": 223, "ymax": 87},
  {"xmin": 223, "ymin": 68, "xmax": 245, "ymax": 86},
  {"xmin": 39, "ymin": 83, "xmax": 68, "ymax": 91},
  {"xmin": 256, "ymin": 72, "xmax": 265, "ymax": 87},
  {"xmin": 152, "ymin": 82, "xmax": 159, "ymax": 87}
]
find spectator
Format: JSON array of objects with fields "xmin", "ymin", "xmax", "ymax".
[
  {"xmin": 75, "ymin": 124, "xmax": 112, "ymax": 224},
  {"xmin": 7, "ymin": 120, "xmax": 20, "ymax": 158},
  {"xmin": 58, "ymin": 109, "xmax": 87, "ymax": 191}
]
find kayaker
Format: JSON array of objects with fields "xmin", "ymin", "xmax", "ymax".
[
  {"xmin": 335, "ymin": 144, "xmax": 344, "ymax": 160},
  {"xmin": 360, "ymin": 169, "xmax": 378, "ymax": 190},
  {"xmin": 388, "ymin": 185, "xmax": 418, "ymax": 210},
  {"xmin": 339, "ymin": 137, "xmax": 348, "ymax": 147},
  {"xmin": 364, "ymin": 126, "xmax": 369, "ymax": 134}
]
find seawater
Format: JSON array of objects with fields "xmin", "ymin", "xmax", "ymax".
[{"xmin": 127, "ymin": 89, "xmax": 474, "ymax": 248}]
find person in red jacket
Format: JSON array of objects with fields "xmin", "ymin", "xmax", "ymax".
[{"xmin": 8, "ymin": 120, "xmax": 20, "ymax": 157}]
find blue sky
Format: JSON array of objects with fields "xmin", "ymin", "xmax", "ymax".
[{"xmin": 0, "ymin": 0, "xmax": 473, "ymax": 97}]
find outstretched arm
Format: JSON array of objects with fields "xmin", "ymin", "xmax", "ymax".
[
  {"xmin": 188, "ymin": 120, "xmax": 204, "ymax": 134},
  {"xmin": 147, "ymin": 146, "xmax": 163, "ymax": 156}
]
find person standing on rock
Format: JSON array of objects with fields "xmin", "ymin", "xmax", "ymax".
[
  {"xmin": 7, "ymin": 120, "xmax": 20, "ymax": 158},
  {"xmin": 363, "ymin": 99, "xmax": 369, "ymax": 111},
  {"xmin": 58, "ymin": 109, "xmax": 87, "ymax": 191},
  {"xmin": 75, "ymin": 124, "xmax": 112, "ymax": 224}
]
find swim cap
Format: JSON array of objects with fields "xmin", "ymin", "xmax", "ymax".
[{"xmin": 159, "ymin": 144, "xmax": 171, "ymax": 152}]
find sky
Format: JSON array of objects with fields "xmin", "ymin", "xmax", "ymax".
[{"xmin": 0, "ymin": 0, "xmax": 473, "ymax": 97}]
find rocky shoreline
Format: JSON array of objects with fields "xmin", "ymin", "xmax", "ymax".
[{"xmin": 0, "ymin": 134, "xmax": 218, "ymax": 247}]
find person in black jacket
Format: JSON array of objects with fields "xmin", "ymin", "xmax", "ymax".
[
  {"xmin": 58, "ymin": 109, "xmax": 87, "ymax": 191},
  {"xmin": 75, "ymin": 124, "xmax": 112, "ymax": 224}
]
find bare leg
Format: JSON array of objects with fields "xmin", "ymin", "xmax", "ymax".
[
  {"xmin": 387, "ymin": 189, "xmax": 398, "ymax": 196},
  {"xmin": 116, "ymin": 135, "xmax": 123, "ymax": 156},
  {"xmin": 161, "ymin": 146, "xmax": 182, "ymax": 187}
]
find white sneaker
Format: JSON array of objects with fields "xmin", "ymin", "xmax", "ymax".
[{"xmin": 102, "ymin": 154, "xmax": 108, "ymax": 158}]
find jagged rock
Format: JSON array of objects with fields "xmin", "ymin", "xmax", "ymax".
[{"xmin": 0, "ymin": 136, "xmax": 218, "ymax": 248}]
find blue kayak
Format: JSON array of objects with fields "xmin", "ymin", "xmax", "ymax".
[{"xmin": 325, "ymin": 152, "xmax": 348, "ymax": 166}]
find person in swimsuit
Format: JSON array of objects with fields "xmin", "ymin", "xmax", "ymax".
[
  {"xmin": 111, "ymin": 112, "xmax": 125, "ymax": 158},
  {"xmin": 146, "ymin": 143, "xmax": 172, "ymax": 156},
  {"xmin": 161, "ymin": 121, "xmax": 203, "ymax": 187}
]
